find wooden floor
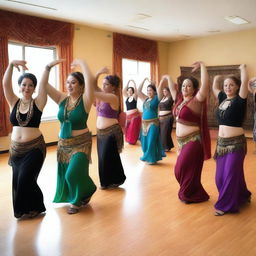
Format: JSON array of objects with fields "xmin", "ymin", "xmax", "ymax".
[{"xmin": 0, "ymin": 133, "xmax": 256, "ymax": 256}]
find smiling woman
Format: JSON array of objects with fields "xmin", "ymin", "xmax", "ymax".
[{"xmin": 2, "ymin": 60, "xmax": 48, "ymax": 219}]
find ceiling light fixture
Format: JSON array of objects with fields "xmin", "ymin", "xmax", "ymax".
[
  {"xmin": 224, "ymin": 16, "xmax": 249, "ymax": 25},
  {"xmin": 4, "ymin": 0, "xmax": 57, "ymax": 10}
]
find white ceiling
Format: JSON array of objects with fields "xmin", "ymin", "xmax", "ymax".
[{"xmin": 1, "ymin": 0, "xmax": 256, "ymax": 42}]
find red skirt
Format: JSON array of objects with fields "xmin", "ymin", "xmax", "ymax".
[{"xmin": 125, "ymin": 111, "xmax": 141, "ymax": 145}]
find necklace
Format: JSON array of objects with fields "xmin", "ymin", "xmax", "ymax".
[
  {"xmin": 16, "ymin": 99, "xmax": 34, "ymax": 126},
  {"xmin": 64, "ymin": 95, "xmax": 82, "ymax": 120},
  {"xmin": 175, "ymin": 98, "xmax": 190, "ymax": 120}
]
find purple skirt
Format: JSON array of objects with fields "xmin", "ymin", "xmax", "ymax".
[{"xmin": 215, "ymin": 151, "xmax": 251, "ymax": 213}]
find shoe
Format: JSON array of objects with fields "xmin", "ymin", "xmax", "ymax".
[
  {"xmin": 108, "ymin": 183, "xmax": 123, "ymax": 188},
  {"xmin": 100, "ymin": 185, "xmax": 108, "ymax": 190},
  {"xmin": 67, "ymin": 206, "xmax": 79, "ymax": 214},
  {"xmin": 214, "ymin": 210, "xmax": 225, "ymax": 216},
  {"xmin": 180, "ymin": 200, "xmax": 192, "ymax": 204},
  {"xmin": 28, "ymin": 211, "xmax": 40, "ymax": 218},
  {"xmin": 81, "ymin": 197, "xmax": 91, "ymax": 205}
]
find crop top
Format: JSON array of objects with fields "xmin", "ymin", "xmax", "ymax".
[
  {"xmin": 174, "ymin": 97, "xmax": 201, "ymax": 126},
  {"xmin": 97, "ymin": 102, "xmax": 118, "ymax": 119},
  {"xmin": 126, "ymin": 97, "xmax": 137, "ymax": 111},
  {"xmin": 58, "ymin": 97, "xmax": 88, "ymax": 139},
  {"xmin": 10, "ymin": 99, "xmax": 42, "ymax": 128},
  {"xmin": 216, "ymin": 91, "xmax": 246, "ymax": 127},
  {"xmin": 142, "ymin": 95, "xmax": 159, "ymax": 120},
  {"xmin": 159, "ymin": 97, "xmax": 174, "ymax": 111}
]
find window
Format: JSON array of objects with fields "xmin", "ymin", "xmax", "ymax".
[
  {"xmin": 122, "ymin": 58, "xmax": 151, "ymax": 112},
  {"xmin": 8, "ymin": 42, "xmax": 59, "ymax": 120}
]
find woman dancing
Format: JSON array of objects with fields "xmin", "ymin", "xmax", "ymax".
[
  {"xmin": 212, "ymin": 64, "xmax": 251, "ymax": 216},
  {"xmin": 94, "ymin": 68, "xmax": 126, "ymax": 189},
  {"xmin": 122, "ymin": 79, "xmax": 141, "ymax": 145},
  {"xmin": 173, "ymin": 61, "xmax": 211, "ymax": 204},
  {"xmin": 3, "ymin": 60, "xmax": 47, "ymax": 218},
  {"xmin": 43, "ymin": 59, "xmax": 97, "ymax": 214}
]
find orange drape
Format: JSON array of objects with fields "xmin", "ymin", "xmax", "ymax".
[
  {"xmin": 0, "ymin": 36, "xmax": 11, "ymax": 136},
  {"xmin": 0, "ymin": 10, "xmax": 74, "ymax": 136},
  {"xmin": 113, "ymin": 33, "xmax": 159, "ymax": 110}
]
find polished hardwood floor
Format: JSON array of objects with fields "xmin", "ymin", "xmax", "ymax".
[{"xmin": 0, "ymin": 133, "xmax": 256, "ymax": 256}]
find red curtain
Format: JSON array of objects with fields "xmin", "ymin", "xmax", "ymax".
[
  {"xmin": 113, "ymin": 33, "xmax": 159, "ymax": 110},
  {"xmin": 0, "ymin": 10, "xmax": 74, "ymax": 136},
  {"xmin": 0, "ymin": 36, "xmax": 11, "ymax": 136}
]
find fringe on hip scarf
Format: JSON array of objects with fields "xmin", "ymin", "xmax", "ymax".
[
  {"xmin": 9, "ymin": 135, "xmax": 46, "ymax": 166},
  {"xmin": 214, "ymin": 134, "xmax": 247, "ymax": 159},
  {"xmin": 176, "ymin": 131, "xmax": 201, "ymax": 151},
  {"xmin": 57, "ymin": 132, "xmax": 92, "ymax": 163},
  {"xmin": 97, "ymin": 124, "xmax": 124, "ymax": 153},
  {"xmin": 141, "ymin": 118, "xmax": 159, "ymax": 136}
]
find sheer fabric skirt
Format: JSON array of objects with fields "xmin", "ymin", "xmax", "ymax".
[
  {"xmin": 125, "ymin": 111, "xmax": 141, "ymax": 145},
  {"xmin": 175, "ymin": 133, "xmax": 209, "ymax": 203},
  {"xmin": 97, "ymin": 124, "xmax": 126, "ymax": 187},
  {"xmin": 9, "ymin": 135, "xmax": 46, "ymax": 218}
]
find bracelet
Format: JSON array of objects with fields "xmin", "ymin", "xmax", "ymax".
[{"xmin": 45, "ymin": 65, "xmax": 51, "ymax": 72}]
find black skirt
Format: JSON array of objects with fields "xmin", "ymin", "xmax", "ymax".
[
  {"xmin": 97, "ymin": 124, "xmax": 126, "ymax": 187},
  {"xmin": 9, "ymin": 135, "xmax": 46, "ymax": 218},
  {"xmin": 159, "ymin": 113, "xmax": 174, "ymax": 151}
]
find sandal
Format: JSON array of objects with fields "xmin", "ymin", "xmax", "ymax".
[
  {"xmin": 28, "ymin": 211, "xmax": 40, "ymax": 218},
  {"xmin": 67, "ymin": 206, "xmax": 80, "ymax": 214},
  {"xmin": 81, "ymin": 197, "xmax": 91, "ymax": 206},
  {"xmin": 214, "ymin": 210, "xmax": 225, "ymax": 216}
]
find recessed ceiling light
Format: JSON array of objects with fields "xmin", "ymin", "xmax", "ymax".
[{"xmin": 224, "ymin": 16, "xmax": 249, "ymax": 25}]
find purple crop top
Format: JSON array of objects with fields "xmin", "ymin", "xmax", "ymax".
[{"xmin": 97, "ymin": 102, "xmax": 118, "ymax": 119}]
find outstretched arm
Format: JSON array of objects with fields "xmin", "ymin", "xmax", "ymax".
[
  {"xmin": 2, "ymin": 60, "xmax": 27, "ymax": 108},
  {"xmin": 42, "ymin": 60, "xmax": 66, "ymax": 105},
  {"xmin": 71, "ymin": 59, "xmax": 95, "ymax": 113},
  {"xmin": 193, "ymin": 61, "xmax": 209, "ymax": 102},
  {"xmin": 238, "ymin": 64, "xmax": 248, "ymax": 99},
  {"xmin": 137, "ymin": 78, "xmax": 149, "ymax": 102}
]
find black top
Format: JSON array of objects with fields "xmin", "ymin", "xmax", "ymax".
[
  {"xmin": 126, "ymin": 97, "xmax": 137, "ymax": 110},
  {"xmin": 216, "ymin": 91, "xmax": 246, "ymax": 127},
  {"xmin": 159, "ymin": 97, "xmax": 173, "ymax": 111},
  {"xmin": 10, "ymin": 99, "xmax": 42, "ymax": 128}
]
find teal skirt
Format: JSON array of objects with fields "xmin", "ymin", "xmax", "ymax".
[{"xmin": 140, "ymin": 121, "xmax": 166, "ymax": 164}]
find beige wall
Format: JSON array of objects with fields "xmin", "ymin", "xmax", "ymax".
[
  {"xmin": 168, "ymin": 28, "xmax": 256, "ymax": 79},
  {"xmin": 73, "ymin": 25, "xmax": 113, "ymax": 135}
]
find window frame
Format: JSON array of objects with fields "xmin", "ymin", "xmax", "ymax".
[{"xmin": 8, "ymin": 41, "xmax": 59, "ymax": 121}]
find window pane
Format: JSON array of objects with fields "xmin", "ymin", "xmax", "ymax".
[
  {"xmin": 8, "ymin": 43, "xmax": 59, "ymax": 120},
  {"xmin": 8, "ymin": 44, "xmax": 23, "ymax": 96},
  {"xmin": 25, "ymin": 46, "xmax": 59, "ymax": 119},
  {"xmin": 122, "ymin": 58, "xmax": 151, "ymax": 112}
]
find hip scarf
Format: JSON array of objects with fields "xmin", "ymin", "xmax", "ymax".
[
  {"xmin": 9, "ymin": 135, "xmax": 46, "ymax": 165},
  {"xmin": 159, "ymin": 112, "xmax": 173, "ymax": 121},
  {"xmin": 214, "ymin": 134, "xmax": 247, "ymax": 159},
  {"xmin": 126, "ymin": 111, "xmax": 141, "ymax": 122},
  {"xmin": 141, "ymin": 118, "xmax": 159, "ymax": 136},
  {"xmin": 176, "ymin": 131, "xmax": 201, "ymax": 152},
  {"xmin": 97, "ymin": 124, "xmax": 124, "ymax": 153},
  {"xmin": 57, "ymin": 132, "xmax": 92, "ymax": 163}
]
